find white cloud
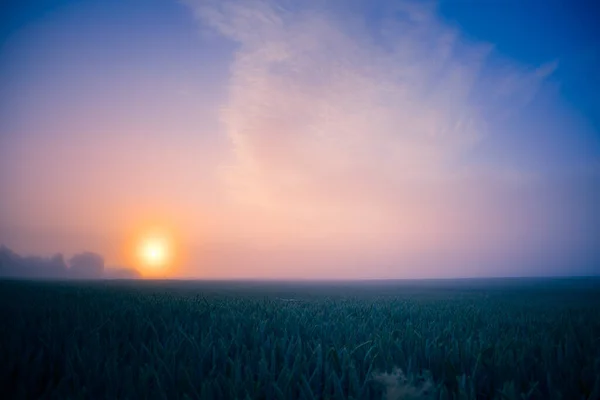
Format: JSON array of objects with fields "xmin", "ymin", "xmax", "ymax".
[{"xmin": 183, "ymin": 0, "xmax": 575, "ymax": 274}]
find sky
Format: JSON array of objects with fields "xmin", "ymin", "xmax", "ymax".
[{"xmin": 1, "ymin": 0, "xmax": 599, "ymax": 279}]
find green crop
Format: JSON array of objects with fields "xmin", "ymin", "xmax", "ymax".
[{"xmin": 0, "ymin": 278, "xmax": 599, "ymax": 399}]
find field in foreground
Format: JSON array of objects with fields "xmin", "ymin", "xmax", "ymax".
[{"xmin": 1, "ymin": 278, "xmax": 600, "ymax": 399}]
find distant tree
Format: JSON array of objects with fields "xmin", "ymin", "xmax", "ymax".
[
  {"xmin": 1, "ymin": 247, "xmax": 139, "ymax": 280},
  {"xmin": 0, "ymin": 245, "xmax": 68, "ymax": 278},
  {"xmin": 69, "ymin": 252, "xmax": 104, "ymax": 279}
]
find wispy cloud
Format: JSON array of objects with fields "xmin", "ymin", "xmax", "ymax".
[{"xmin": 183, "ymin": 0, "xmax": 596, "ymax": 277}]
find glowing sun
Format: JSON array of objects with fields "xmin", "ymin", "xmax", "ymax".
[
  {"xmin": 141, "ymin": 238, "xmax": 167, "ymax": 266},
  {"xmin": 136, "ymin": 234, "xmax": 172, "ymax": 275}
]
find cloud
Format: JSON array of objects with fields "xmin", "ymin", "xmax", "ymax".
[
  {"xmin": 183, "ymin": 0, "xmax": 599, "ymax": 277},
  {"xmin": 0, "ymin": 246, "xmax": 140, "ymax": 280}
]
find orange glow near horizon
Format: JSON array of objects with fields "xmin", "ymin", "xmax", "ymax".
[
  {"xmin": 138, "ymin": 235, "xmax": 170, "ymax": 271},
  {"xmin": 123, "ymin": 219, "xmax": 185, "ymax": 278}
]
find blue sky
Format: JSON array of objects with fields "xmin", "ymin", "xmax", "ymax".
[
  {"xmin": 441, "ymin": 1, "xmax": 600, "ymax": 131},
  {"xmin": 1, "ymin": 0, "xmax": 599, "ymax": 278}
]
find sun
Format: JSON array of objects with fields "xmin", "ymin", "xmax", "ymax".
[
  {"xmin": 124, "ymin": 219, "xmax": 184, "ymax": 278},
  {"xmin": 140, "ymin": 237, "xmax": 168, "ymax": 267},
  {"xmin": 136, "ymin": 233, "xmax": 173, "ymax": 276}
]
